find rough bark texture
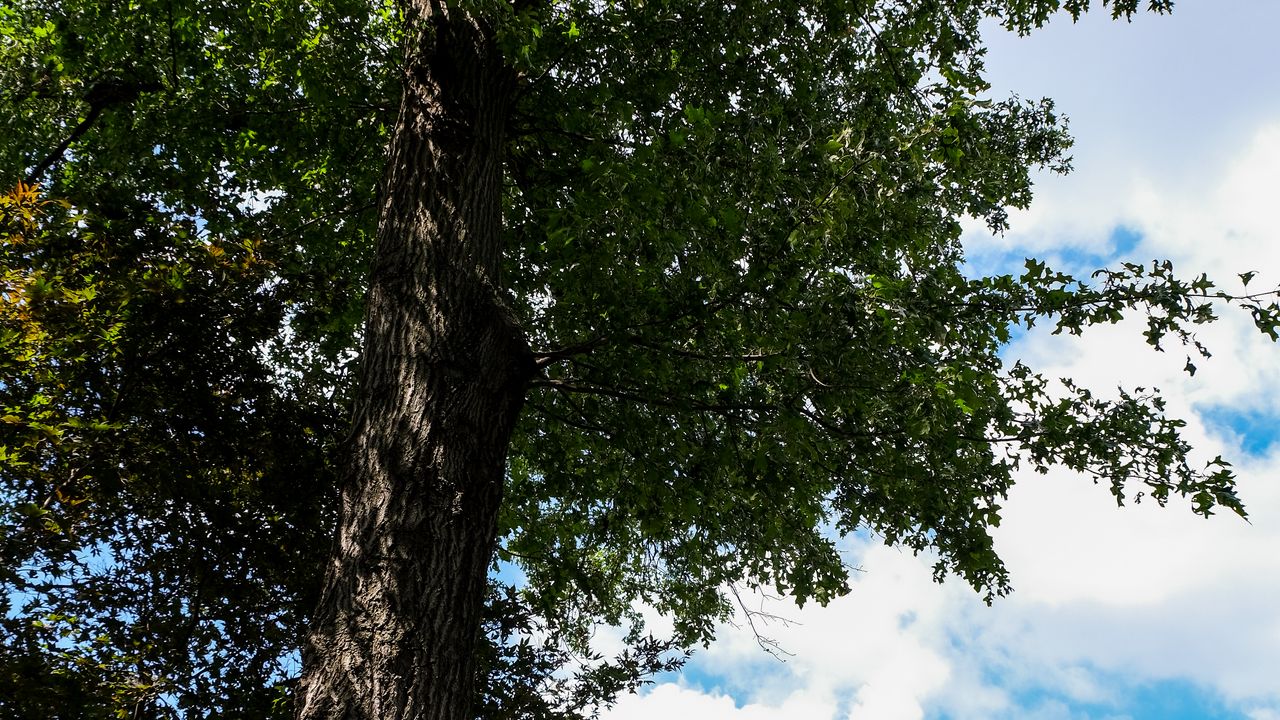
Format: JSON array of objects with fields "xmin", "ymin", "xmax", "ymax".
[{"xmin": 295, "ymin": 4, "xmax": 530, "ymax": 719}]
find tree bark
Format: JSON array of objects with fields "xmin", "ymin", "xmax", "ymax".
[{"xmin": 295, "ymin": 4, "xmax": 531, "ymax": 719}]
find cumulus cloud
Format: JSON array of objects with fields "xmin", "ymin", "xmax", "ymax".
[
  {"xmin": 607, "ymin": 684, "xmax": 836, "ymax": 720},
  {"xmin": 967, "ymin": 0, "xmax": 1280, "ymax": 260}
]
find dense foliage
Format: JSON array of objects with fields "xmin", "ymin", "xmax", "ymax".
[{"xmin": 2, "ymin": 0, "xmax": 1276, "ymax": 716}]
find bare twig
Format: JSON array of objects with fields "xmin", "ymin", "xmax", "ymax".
[{"xmin": 726, "ymin": 583, "xmax": 797, "ymax": 659}]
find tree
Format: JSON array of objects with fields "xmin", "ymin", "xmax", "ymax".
[{"xmin": 2, "ymin": 0, "xmax": 1278, "ymax": 718}]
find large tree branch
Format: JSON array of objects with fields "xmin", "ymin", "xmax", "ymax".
[
  {"xmin": 25, "ymin": 105, "xmax": 104, "ymax": 185},
  {"xmin": 26, "ymin": 77, "xmax": 160, "ymax": 185}
]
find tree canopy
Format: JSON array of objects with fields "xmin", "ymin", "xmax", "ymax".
[{"xmin": 2, "ymin": 0, "xmax": 1276, "ymax": 717}]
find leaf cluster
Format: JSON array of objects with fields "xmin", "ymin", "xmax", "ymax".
[{"xmin": 2, "ymin": 0, "xmax": 1274, "ymax": 716}]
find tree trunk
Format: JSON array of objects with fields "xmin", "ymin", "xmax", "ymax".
[{"xmin": 295, "ymin": 4, "xmax": 530, "ymax": 719}]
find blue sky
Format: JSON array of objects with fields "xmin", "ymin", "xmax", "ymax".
[{"xmin": 603, "ymin": 2, "xmax": 1280, "ymax": 718}]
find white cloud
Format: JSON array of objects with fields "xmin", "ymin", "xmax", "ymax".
[
  {"xmin": 607, "ymin": 685, "xmax": 836, "ymax": 720},
  {"xmin": 602, "ymin": 538, "xmax": 961, "ymax": 720},
  {"xmin": 967, "ymin": 0, "xmax": 1280, "ymax": 260}
]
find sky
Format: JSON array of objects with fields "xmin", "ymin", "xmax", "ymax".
[{"xmin": 600, "ymin": 2, "xmax": 1280, "ymax": 718}]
